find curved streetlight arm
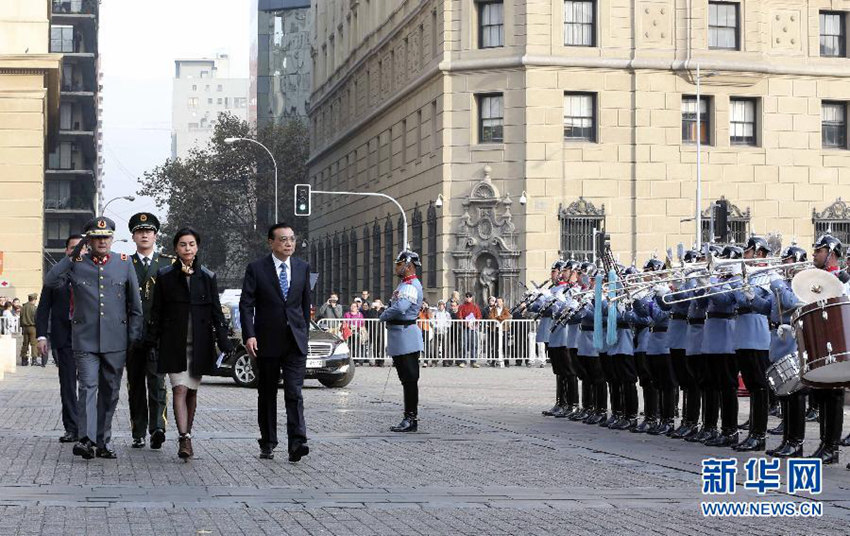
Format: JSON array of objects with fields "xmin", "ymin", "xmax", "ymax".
[
  {"xmin": 312, "ymin": 190, "xmax": 408, "ymax": 250},
  {"xmin": 226, "ymin": 137, "xmax": 279, "ymax": 223},
  {"xmin": 101, "ymin": 195, "xmax": 135, "ymax": 216}
]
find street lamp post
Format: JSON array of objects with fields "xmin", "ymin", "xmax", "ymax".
[
  {"xmin": 224, "ymin": 137, "xmax": 279, "ymax": 223},
  {"xmin": 100, "ymin": 195, "xmax": 135, "ymax": 216}
]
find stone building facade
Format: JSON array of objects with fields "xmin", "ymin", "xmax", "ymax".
[
  {"xmin": 0, "ymin": 1, "xmax": 62, "ymax": 298},
  {"xmin": 307, "ymin": 0, "xmax": 850, "ymax": 304}
]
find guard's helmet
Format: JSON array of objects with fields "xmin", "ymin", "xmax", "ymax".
[
  {"xmin": 580, "ymin": 262, "xmax": 597, "ymax": 277},
  {"xmin": 814, "ymin": 234, "xmax": 843, "ymax": 258},
  {"xmin": 643, "ymin": 258, "xmax": 665, "ymax": 272},
  {"xmin": 395, "ymin": 250, "xmax": 422, "ymax": 267},
  {"xmin": 683, "ymin": 249, "xmax": 703, "ymax": 263},
  {"xmin": 744, "ymin": 236, "xmax": 771, "ymax": 255},
  {"xmin": 563, "ymin": 260, "xmax": 575, "ymax": 271},
  {"xmin": 623, "ymin": 265, "xmax": 639, "ymax": 276},
  {"xmin": 720, "ymin": 245, "xmax": 744, "ymax": 260},
  {"xmin": 781, "ymin": 246, "xmax": 808, "ymax": 263},
  {"xmin": 707, "ymin": 244, "xmax": 725, "ymax": 257},
  {"xmin": 551, "ymin": 260, "xmax": 568, "ymax": 271}
]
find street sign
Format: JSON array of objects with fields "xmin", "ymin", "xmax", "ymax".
[{"xmin": 0, "ymin": 280, "xmax": 10, "ymax": 289}]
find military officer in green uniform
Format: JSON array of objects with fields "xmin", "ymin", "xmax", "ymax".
[{"xmin": 126, "ymin": 212, "xmax": 174, "ymax": 449}]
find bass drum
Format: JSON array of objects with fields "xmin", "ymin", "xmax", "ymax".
[
  {"xmin": 793, "ymin": 296, "xmax": 850, "ymax": 388},
  {"xmin": 766, "ymin": 352, "xmax": 803, "ymax": 396}
]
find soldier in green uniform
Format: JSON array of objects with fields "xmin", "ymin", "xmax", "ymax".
[
  {"xmin": 126, "ymin": 212, "xmax": 175, "ymax": 449},
  {"xmin": 19, "ymin": 293, "xmax": 39, "ymax": 366}
]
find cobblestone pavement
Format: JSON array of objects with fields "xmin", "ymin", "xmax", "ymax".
[{"xmin": 2, "ymin": 363, "xmax": 850, "ymax": 535}]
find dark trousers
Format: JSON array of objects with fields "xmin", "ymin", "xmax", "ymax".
[
  {"xmin": 612, "ymin": 354, "xmax": 638, "ymax": 417},
  {"xmin": 709, "ymin": 354, "xmax": 739, "ymax": 432},
  {"xmin": 781, "ymin": 390, "xmax": 808, "ymax": 442},
  {"xmin": 580, "ymin": 355, "xmax": 607, "ymax": 411},
  {"xmin": 125, "ymin": 344, "xmax": 167, "ymax": 439},
  {"xmin": 648, "ymin": 354, "xmax": 678, "ymax": 421},
  {"xmin": 672, "ymin": 349, "xmax": 701, "ymax": 424},
  {"xmin": 257, "ymin": 328, "xmax": 307, "ymax": 451},
  {"xmin": 815, "ymin": 388, "xmax": 845, "ymax": 445},
  {"xmin": 392, "ymin": 352, "xmax": 420, "ymax": 415},
  {"xmin": 635, "ymin": 352, "xmax": 657, "ymax": 419},
  {"xmin": 75, "ymin": 350, "xmax": 126, "ymax": 448},
  {"xmin": 54, "ymin": 345, "xmax": 78, "ymax": 437},
  {"xmin": 736, "ymin": 349, "xmax": 770, "ymax": 436}
]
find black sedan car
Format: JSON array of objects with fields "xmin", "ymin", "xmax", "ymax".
[{"xmin": 211, "ymin": 298, "xmax": 355, "ymax": 389}]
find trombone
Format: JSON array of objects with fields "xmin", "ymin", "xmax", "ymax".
[{"xmin": 660, "ymin": 261, "xmax": 813, "ymax": 305}]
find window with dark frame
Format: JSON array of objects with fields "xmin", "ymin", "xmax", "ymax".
[
  {"xmin": 708, "ymin": 1, "xmax": 739, "ymax": 50},
  {"xmin": 478, "ymin": 94, "xmax": 504, "ymax": 143},
  {"xmin": 350, "ymin": 231, "xmax": 358, "ymax": 299},
  {"xmin": 363, "ymin": 227, "xmax": 371, "ymax": 293},
  {"xmin": 563, "ymin": 92, "xmax": 596, "ymax": 141},
  {"xmin": 478, "ymin": 1, "xmax": 504, "ymax": 48},
  {"xmin": 564, "ymin": 1, "xmax": 595, "ymax": 47},
  {"xmin": 729, "ymin": 98, "xmax": 757, "ymax": 146},
  {"xmin": 340, "ymin": 233, "xmax": 349, "ymax": 303},
  {"xmin": 427, "ymin": 204, "xmax": 437, "ymax": 287},
  {"xmin": 823, "ymin": 101, "xmax": 848, "ymax": 149},
  {"xmin": 372, "ymin": 222, "xmax": 381, "ymax": 298},
  {"xmin": 820, "ymin": 12, "xmax": 847, "ymax": 57},
  {"xmin": 50, "ymin": 25, "xmax": 74, "ymax": 53},
  {"xmin": 384, "ymin": 217, "xmax": 394, "ymax": 300},
  {"xmin": 558, "ymin": 198, "xmax": 605, "ymax": 260},
  {"xmin": 682, "ymin": 96, "xmax": 711, "ymax": 144},
  {"xmin": 412, "ymin": 206, "xmax": 423, "ymax": 279}
]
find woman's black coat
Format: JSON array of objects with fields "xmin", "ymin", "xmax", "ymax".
[{"xmin": 146, "ymin": 261, "xmax": 233, "ymax": 376}]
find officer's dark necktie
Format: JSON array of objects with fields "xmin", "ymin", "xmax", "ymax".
[
  {"xmin": 279, "ymin": 264, "xmax": 289, "ymax": 301},
  {"xmin": 143, "ymin": 257, "xmax": 150, "ymax": 272}
]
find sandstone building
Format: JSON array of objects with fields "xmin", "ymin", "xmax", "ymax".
[{"xmin": 307, "ymin": 0, "xmax": 850, "ymax": 305}]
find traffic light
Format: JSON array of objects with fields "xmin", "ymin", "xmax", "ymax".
[{"xmin": 294, "ymin": 184, "xmax": 311, "ymax": 216}]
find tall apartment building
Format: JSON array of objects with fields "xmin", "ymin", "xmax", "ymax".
[
  {"xmin": 251, "ymin": 0, "xmax": 313, "ymax": 127},
  {"xmin": 172, "ymin": 54, "xmax": 249, "ymax": 159},
  {"xmin": 307, "ymin": 0, "xmax": 850, "ymax": 305},
  {"xmin": 44, "ymin": 0, "xmax": 100, "ymax": 268},
  {"xmin": 0, "ymin": 1, "xmax": 63, "ymax": 298}
]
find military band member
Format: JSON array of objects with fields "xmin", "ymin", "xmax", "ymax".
[
  {"xmin": 530, "ymin": 263, "xmax": 560, "ymax": 416},
  {"xmin": 766, "ymin": 245, "xmax": 807, "ymax": 458},
  {"xmin": 731, "ymin": 236, "xmax": 774, "ymax": 452},
  {"xmin": 546, "ymin": 261, "xmax": 573, "ymax": 418},
  {"xmin": 607, "ymin": 269, "xmax": 639, "ymax": 431},
  {"xmin": 575, "ymin": 263, "xmax": 607, "ymax": 424},
  {"xmin": 126, "ymin": 212, "xmax": 174, "ymax": 450},
  {"xmin": 381, "ymin": 250, "xmax": 425, "ymax": 433},
  {"xmin": 629, "ymin": 265, "xmax": 657, "ymax": 433},
  {"xmin": 563, "ymin": 261, "xmax": 587, "ymax": 418},
  {"xmin": 45, "ymin": 217, "xmax": 143, "ymax": 459},
  {"xmin": 640, "ymin": 259, "xmax": 678, "ymax": 435},
  {"xmin": 684, "ymin": 247, "xmax": 716, "ymax": 444},
  {"xmin": 809, "ymin": 234, "xmax": 847, "ymax": 464},
  {"xmin": 658, "ymin": 249, "xmax": 702, "ymax": 439}
]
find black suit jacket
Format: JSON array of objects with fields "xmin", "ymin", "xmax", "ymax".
[
  {"xmin": 239, "ymin": 254, "xmax": 311, "ymax": 357},
  {"xmin": 35, "ymin": 283, "xmax": 72, "ymax": 349},
  {"xmin": 146, "ymin": 263, "xmax": 233, "ymax": 376}
]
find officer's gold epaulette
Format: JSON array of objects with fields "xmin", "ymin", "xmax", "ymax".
[{"xmin": 161, "ymin": 253, "xmax": 177, "ymax": 263}]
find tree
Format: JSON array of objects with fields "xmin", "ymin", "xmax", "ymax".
[{"xmin": 138, "ymin": 113, "xmax": 309, "ymax": 287}]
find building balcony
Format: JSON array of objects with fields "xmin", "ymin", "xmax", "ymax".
[
  {"xmin": 44, "ymin": 196, "xmax": 95, "ymax": 214},
  {"xmin": 52, "ymin": 0, "xmax": 98, "ymax": 16}
]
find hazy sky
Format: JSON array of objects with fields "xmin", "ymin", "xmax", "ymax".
[{"xmin": 99, "ymin": 0, "xmax": 250, "ymax": 253}]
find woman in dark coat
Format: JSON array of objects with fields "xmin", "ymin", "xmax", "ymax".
[{"xmin": 146, "ymin": 227, "xmax": 232, "ymax": 459}]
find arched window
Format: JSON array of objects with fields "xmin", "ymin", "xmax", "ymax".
[
  {"xmin": 813, "ymin": 198, "xmax": 850, "ymax": 245},
  {"xmin": 323, "ymin": 236, "xmax": 332, "ymax": 299},
  {"xmin": 372, "ymin": 220, "xmax": 382, "ymax": 298},
  {"xmin": 349, "ymin": 229, "xmax": 358, "ymax": 299},
  {"xmin": 317, "ymin": 237, "xmax": 325, "ymax": 301},
  {"xmin": 412, "ymin": 204, "xmax": 423, "ymax": 279},
  {"xmin": 384, "ymin": 215, "xmax": 394, "ymax": 299},
  {"xmin": 427, "ymin": 202, "xmax": 437, "ymax": 287},
  {"xmin": 363, "ymin": 226, "xmax": 371, "ymax": 293},
  {"xmin": 558, "ymin": 197, "xmax": 605, "ymax": 260},
  {"xmin": 340, "ymin": 231, "xmax": 349, "ymax": 303}
]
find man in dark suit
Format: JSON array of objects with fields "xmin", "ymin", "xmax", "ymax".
[
  {"xmin": 239, "ymin": 223, "xmax": 312, "ymax": 462},
  {"xmin": 36, "ymin": 234, "xmax": 84, "ymax": 443}
]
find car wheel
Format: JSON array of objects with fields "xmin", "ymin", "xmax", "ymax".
[
  {"xmin": 318, "ymin": 357, "xmax": 355, "ymax": 388},
  {"xmin": 232, "ymin": 351, "xmax": 259, "ymax": 388}
]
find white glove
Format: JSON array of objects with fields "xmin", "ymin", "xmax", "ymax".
[
  {"xmin": 743, "ymin": 288, "xmax": 755, "ymax": 301},
  {"xmin": 698, "ymin": 276, "xmax": 710, "ymax": 287},
  {"xmin": 616, "ymin": 302, "xmax": 626, "ymax": 315},
  {"xmin": 777, "ymin": 324, "xmax": 793, "ymax": 341},
  {"xmin": 653, "ymin": 283, "xmax": 670, "ymax": 296}
]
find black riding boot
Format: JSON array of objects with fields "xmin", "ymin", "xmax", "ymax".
[
  {"xmin": 543, "ymin": 376, "xmax": 564, "ymax": 416},
  {"xmin": 734, "ymin": 389, "xmax": 767, "ymax": 452},
  {"xmin": 634, "ymin": 386, "xmax": 658, "ymax": 433}
]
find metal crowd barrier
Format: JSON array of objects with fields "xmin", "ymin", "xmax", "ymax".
[
  {"xmin": 317, "ymin": 317, "xmax": 542, "ymax": 366},
  {"xmin": 0, "ymin": 317, "xmax": 20, "ymax": 336}
]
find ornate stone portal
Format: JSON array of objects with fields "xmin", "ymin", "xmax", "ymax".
[{"xmin": 451, "ymin": 166, "xmax": 521, "ymax": 306}]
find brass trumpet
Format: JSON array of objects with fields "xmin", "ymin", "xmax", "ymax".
[{"xmin": 660, "ymin": 261, "xmax": 814, "ymax": 304}]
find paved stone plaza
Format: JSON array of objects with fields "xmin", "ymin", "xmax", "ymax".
[{"xmin": 2, "ymin": 364, "xmax": 850, "ymax": 535}]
